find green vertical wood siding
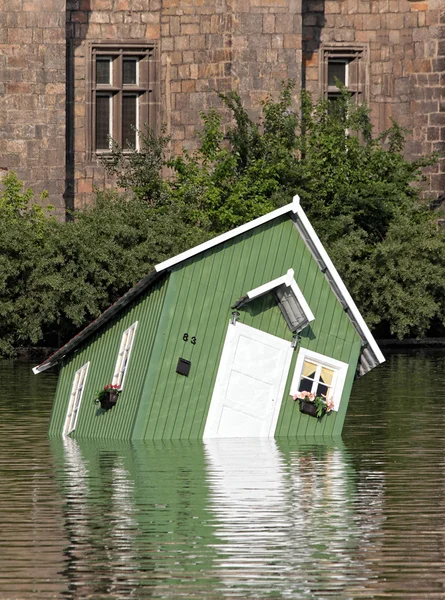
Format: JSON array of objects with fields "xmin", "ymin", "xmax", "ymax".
[
  {"xmin": 132, "ymin": 216, "xmax": 361, "ymax": 440},
  {"xmin": 49, "ymin": 276, "xmax": 168, "ymax": 438},
  {"xmin": 52, "ymin": 215, "xmax": 364, "ymax": 440}
]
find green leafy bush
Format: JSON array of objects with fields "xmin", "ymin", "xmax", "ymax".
[{"xmin": 0, "ymin": 83, "xmax": 443, "ymax": 355}]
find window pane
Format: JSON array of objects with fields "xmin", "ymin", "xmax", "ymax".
[
  {"xmin": 320, "ymin": 367, "xmax": 334, "ymax": 386},
  {"xmin": 316, "ymin": 383, "xmax": 329, "ymax": 397},
  {"xmin": 96, "ymin": 95, "xmax": 110, "ymax": 150},
  {"xmin": 96, "ymin": 59, "xmax": 111, "ymax": 85},
  {"xmin": 122, "ymin": 95, "xmax": 137, "ymax": 149},
  {"xmin": 302, "ymin": 360, "xmax": 317, "ymax": 379},
  {"xmin": 123, "ymin": 59, "xmax": 137, "ymax": 85},
  {"xmin": 328, "ymin": 61, "xmax": 346, "ymax": 86},
  {"xmin": 299, "ymin": 378, "xmax": 313, "ymax": 394}
]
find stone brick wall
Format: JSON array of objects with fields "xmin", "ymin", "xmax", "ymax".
[
  {"xmin": 67, "ymin": 0, "xmax": 302, "ymax": 207},
  {"xmin": 1, "ymin": 0, "xmax": 442, "ymax": 213},
  {"xmin": 0, "ymin": 0, "xmax": 66, "ymax": 216},
  {"xmin": 303, "ymin": 0, "xmax": 445, "ymax": 198}
]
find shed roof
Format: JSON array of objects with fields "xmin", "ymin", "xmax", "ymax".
[{"xmin": 33, "ymin": 195, "xmax": 384, "ymax": 375}]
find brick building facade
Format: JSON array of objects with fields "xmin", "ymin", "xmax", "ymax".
[{"xmin": 0, "ymin": 0, "xmax": 443, "ymax": 217}]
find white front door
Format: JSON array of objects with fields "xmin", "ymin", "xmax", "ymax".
[{"xmin": 203, "ymin": 322, "xmax": 293, "ymax": 438}]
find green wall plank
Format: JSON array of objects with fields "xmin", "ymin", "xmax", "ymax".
[{"xmin": 49, "ymin": 276, "xmax": 168, "ymax": 439}]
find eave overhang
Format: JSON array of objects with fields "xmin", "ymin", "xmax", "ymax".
[{"xmin": 32, "ymin": 270, "xmax": 164, "ymax": 374}]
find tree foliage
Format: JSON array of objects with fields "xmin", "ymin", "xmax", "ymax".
[
  {"xmin": 0, "ymin": 84, "xmax": 443, "ymax": 355},
  {"xmin": 0, "ymin": 179, "xmax": 207, "ymax": 355},
  {"xmin": 105, "ymin": 83, "xmax": 442, "ymax": 339}
]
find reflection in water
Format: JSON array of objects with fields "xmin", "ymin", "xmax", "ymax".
[
  {"xmin": 205, "ymin": 438, "xmax": 384, "ymax": 598},
  {"xmin": 2, "ymin": 353, "xmax": 445, "ymax": 597},
  {"xmin": 50, "ymin": 438, "xmax": 222, "ymax": 598}
]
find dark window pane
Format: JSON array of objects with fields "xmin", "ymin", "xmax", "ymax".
[
  {"xmin": 328, "ymin": 61, "xmax": 346, "ymax": 86},
  {"xmin": 96, "ymin": 95, "xmax": 110, "ymax": 150},
  {"xmin": 96, "ymin": 59, "xmax": 110, "ymax": 85},
  {"xmin": 122, "ymin": 95, "xmax": 137, "ymax": 149},
  {"xmin": 123, "ymin": 59, "xmax": 137, "ymax": 85},
  {"xmin": 316, "ymin": 383, "xmax": 329, "ymax": 397},
  {"xmin": 298, "ymin": 378, "xmax": 313, "ymax": 393}
]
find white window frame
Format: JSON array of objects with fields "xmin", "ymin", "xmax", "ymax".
[
  {"xmin": 320, "ymin": 44, "xmax": 369, "ymax": 105},
  {"xmin": 123, "ymin": 56, "xmax": 139, "ymax": 86},
  {"xmin": 246, "ymin": 268, "xmax": 315, "ymax": 324},
  {"xmin": 64, "ymin": 362, "xmax": 90, "ymax": 436},
  {"xmin": 289, "ymin": 348, "xmax": 348, "ymax": 412},
  {"xmin": 96, "ymin": 56, "xmax": 113, "ymax": 85},
  {"xmin": 112, "ymin": 321, "xmax": 138, "ymax": 390}
]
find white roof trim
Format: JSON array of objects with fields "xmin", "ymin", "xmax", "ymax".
[
  {"xmin": 154, "ymin": 196, "xmax": 300, "ymax": 273},
  {"xmin": 247, "ymin": 268, "xmax": 315, "ymax": 324},
  {"xmin": 154, "ymin": 192, "xmax": 382, "ymax": 365},
  {"xmin": 32, "ymin": 363, "xmax": 53, "ymax": 375},
  {"xmin": 33, "ymin": 193, "xmax": 384, "ymax": 374},
  {"xmin": 247, "ymin": 271, "xmax": 289, "ymax": 300},
  {"xmin": 289, "ymin": 280, "xmax": 315, "ymax": 324},
  {"xmin": 294, "ymin": 201, "xmax": 385, "ymax": 365}
]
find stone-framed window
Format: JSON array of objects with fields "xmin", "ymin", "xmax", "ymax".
[
  {"xmin": 87, "ymin": 42, "xmax": 158, "ymax": 157},
  {"xmin": 320, "ymin": 45, "xmax": 368, "ymax": 105}
]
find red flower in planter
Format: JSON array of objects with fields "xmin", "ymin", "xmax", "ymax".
[{"xmin": 95, "ymin": 384, "xmax": 122, "ymax": 405}]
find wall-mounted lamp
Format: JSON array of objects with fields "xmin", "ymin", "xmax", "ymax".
[
  {"xmin": 231, "ymin": 310, "xmax": 240, "ymax": 325},
  {"xmin": 291, "ymin": 333, "xmax": 300, "ymax": 348}
]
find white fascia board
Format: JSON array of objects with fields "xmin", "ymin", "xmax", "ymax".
[
  {"xmin": 295, "ymin": 204, "xmax": 385, "ymax": 365},
  {"xmin": 32, "ymin": 363, "xmax": 53, "ymax": 375},
  {"xmin": 154, "ymin": 196, "xmax": 301, "ymax": 273},
  {"xmin": 289, "ymin": 280, "xmax": 315, "ymax": 323},
  {"xmin": 247, "ymin": 273, "xmax": 289, "ymax": 300}
]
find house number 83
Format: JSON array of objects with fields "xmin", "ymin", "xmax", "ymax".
[{"xmin": 183, "ymin": 333, "xmax": 197, "ymax": 345}]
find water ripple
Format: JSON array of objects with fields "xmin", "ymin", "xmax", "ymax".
[{"xmin": 1, "ymin": 353, "xmax": 445, "ymax": 598}]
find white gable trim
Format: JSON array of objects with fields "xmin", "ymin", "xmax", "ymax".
[
  {"xmin": 154, "ymin": 196, "xmax": 300, "ymax": 273},
  {"xmin": 33, "ymin": 194, "xmax": 384, "ymax": 375},
  {"xmin": 246, "ymin": 268, "xmax": 315, "ymax": 324},
  {"xmin": 293, "ymin": 201, "xmax": 385, "ymax": 366},
  {"xmin": 154, "ymin": 193, "xmax": 383, "ymax": 368},
  {"xmin": 246, "ymin": 270, "xmax": 291, "ymax": 300}
]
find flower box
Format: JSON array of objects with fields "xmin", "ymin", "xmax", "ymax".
[
  {"xmin": 293, "ymin": 390, "xmax": 334, "ymax": 419},
  {"xmin": 99, "ymin": 391, "xmax": 119, "ymax": 411},
  {"xmin": 95, "ymin": 384, "xmax": 121, "ymax": 410},
  {"xmin": 299, "ymin": 399, "xmax": 320, "ymax": 418}
]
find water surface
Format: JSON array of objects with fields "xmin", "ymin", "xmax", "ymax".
[{"xmin": 1, "ymin": 351, "xmax": 445, "ymax": 599}]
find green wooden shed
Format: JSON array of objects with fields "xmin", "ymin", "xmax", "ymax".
[{"xmin": 34, "ymin": 196, "xmax": 384, "ymax": 440}]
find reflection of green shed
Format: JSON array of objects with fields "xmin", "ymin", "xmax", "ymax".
[{"xmin": 34, "ymin": 196, "xmax": 384, "ymax": 440}]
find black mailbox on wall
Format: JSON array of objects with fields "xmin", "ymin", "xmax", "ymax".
[{"xmin": 176, "ymin": 358, "xmax": 191, "ymax": 377}]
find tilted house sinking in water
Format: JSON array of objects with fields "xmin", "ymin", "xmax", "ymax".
[{"xmin": 34, "ymin": 196, "xmax": 384, "ymax": 439}]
